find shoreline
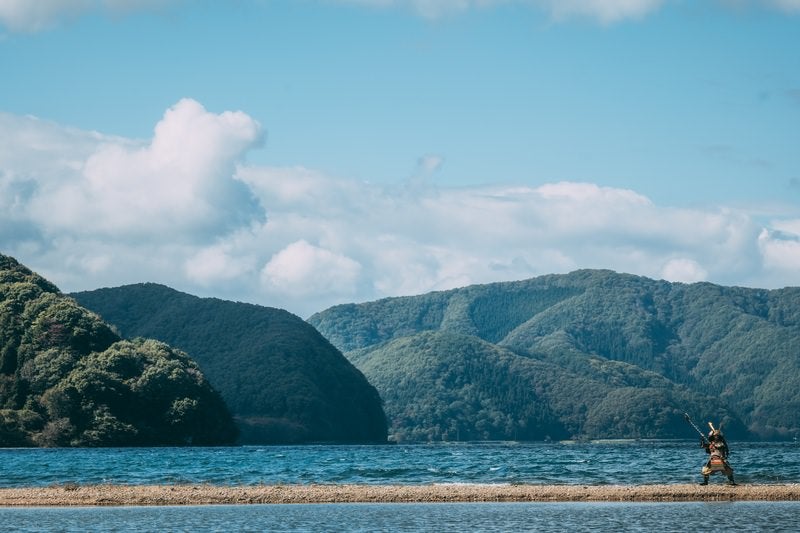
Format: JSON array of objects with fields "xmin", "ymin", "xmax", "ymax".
[{"xmin": 0, "ymin": 484, "xmax": 799, "ymax": 507}]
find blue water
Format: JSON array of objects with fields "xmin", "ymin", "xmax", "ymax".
[
  {"xmin": 2, "ymin": 502, "xmax": 800, "ymax": 532},
  {"xmin": 1, "ymin": 441, "xmax": 798, "ymax": 487},
  {"xmin": 2, "ymin": 441, "xmax": 799, "ymax": 531}
]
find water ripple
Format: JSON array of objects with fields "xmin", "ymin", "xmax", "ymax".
[{"xmin": 1, "ymin": 441, "xmax": 798, "ymax": 487}]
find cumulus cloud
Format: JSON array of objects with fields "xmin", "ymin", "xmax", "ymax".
[
  {"xmin": 185, "ymin": 244, "xmax": 256, "ymax": 287},
  {"xmin": 2, "ymin": 102, "xmax": 799, "ymax": 318},
  {"xmin": 0, "ymin": 99, "xmax": 264, "ymax": 294},
  {"xmin": 5, "ymin": 98, "xmax": 263, "ymax": 241},
  {"xmin": 660, "ymin": 258, "xmax": 708, "ymax": 284},
  {"xmin": 758, "ymin": 223, "xmax": 800, "ymax": 274},
  {"xmin": 261, "ymin": 240, "xmax": 362, "ymax": 297},
  {"xmin": 235, "ymin": 165, "xmax": 796, "ymax": 314},
  {"xmin": 773, "ymin": 219, "xmax": 800, "ymax": 235}
]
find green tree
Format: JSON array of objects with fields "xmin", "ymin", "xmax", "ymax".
[{"xmin": 0, "ymin": 253, "xmax": 237, "ymax": 447}]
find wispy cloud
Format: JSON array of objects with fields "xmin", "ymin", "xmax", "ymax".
[
  {"xmin": 769, "ymin": 0, "xmax": 800, "ymax": 13},
  {"xmin": 333, "ymin": 0, "xmax": 800, "ymax": 21},
  {"xmin": 2, "ymin": 101, "xmax": 798, "ymax": 317},
  {"xmin": 0, "ymin": 0, "xmax": 180, "ymax": 33},
  {"xmin": 3, "ymin": 0, "xmax": 799, "ymax": 33},
  {"xmin": 336, "ymin": 0, "xmax": 667, "ymax": 21},
  {"xmin": 539, "ymin": 0, "xmax": 666, "ymax": 24}
]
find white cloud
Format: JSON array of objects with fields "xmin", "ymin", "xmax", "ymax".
[
  {"xmin": 758, "ymin": 224, "xmax": 800, "ymax": 273},
  {"xmin": 539, "ymin": 0, "xmax": 665, "ymax": 23},
  {"xmin": 2, "ymin": 102, "xmax": 799, "ymax": 318},
  {"xmin": 4, "ymin": 0, "xmax": 798, "ymax": 33},
  {"xmin": 261, "ymin": 240, "xmax": 362, "ymax": 297},
  {"xmin": 6, "ymin": 98, "xmax": 263, "ymax": 241},
  {"xmin": 418, "ymin": 154, "xmax": 444, "ymax": 175},
  {"xmin": 339, "ymin": 0, "xmax": 800, "ymax": 20},
  {"xmin": 236, "ymin": 165, "xmax": 796, "ymax": 314},
  {"xmin": 185, "ymin": 245, "xmax": 256, "ymax": 286},
  {"xmin": 0, "ymin": 0, "xmax": 87, "ymax": 32},
  {"xmin": 0, "ymin": 0, "xmax": 179, "ymax": 32},
  {"xmin": 337, "ymin": 0, "xmax": 667, "ymax": 21},
  {"xmin": 336, "ymin": 0, "xmax": 474, "ymax": 19},
  {"xmin": 660, "ymin": 258, "xmax": 708, "ymax": 283},
  {"xmin": 772, "ymin": 218, "xmax": 800, "ymax": 235},
  {"xmin": 768, "ymin": 0, "xmax": 800, "ymax": 13}
]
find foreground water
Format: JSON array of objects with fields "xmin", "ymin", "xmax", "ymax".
[
  {"xmin": 1, "ymin": 441, "xmax": 798, "ymax": 487},
  {"xmin": 2, "ymin": 442, "xmax": 798, "ymax": 531},
  {"xmin": 1, "ymin": 501, "xmax": 800, "ymax": 532}
]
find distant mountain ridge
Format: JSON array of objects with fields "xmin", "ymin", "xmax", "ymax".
[
  {"xmin": 0, "ymin": 254, "xmax": 236, "ymax": 447},
  {"xmin": 72, "ymin": 283, "xmax": 387, "ymax": 444},
  {"xmin": 309, "ymin": 270, "xmax": 800, "ymax": 441}
]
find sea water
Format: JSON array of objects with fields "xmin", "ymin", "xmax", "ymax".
[
  {"xmin": 1, "ymin": 441, "xmax": 798, "ymax": 487},
  {"xmin": 1, "ymin": 441, "xmax": 799, "ymax": 532},
  {"xmin": 2, "ymin": 501, "xmax": 800, "ymax": 532}
]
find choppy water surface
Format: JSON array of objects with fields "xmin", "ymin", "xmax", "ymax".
[
  {"xmin": 1, "ymin": 502, "xmax": 799, "ymax": 532},
  {"xmin": 1, "ymin": 441, "xmax": 798, "ymax": 487},
  {"xmin": 2, "ymin": 442, "xmax": 799, "ymax": 531}
]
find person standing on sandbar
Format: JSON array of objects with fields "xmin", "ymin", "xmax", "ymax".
[{"xmin": 700, "ymin": 422, "xmax": 736, "ymax": 486}]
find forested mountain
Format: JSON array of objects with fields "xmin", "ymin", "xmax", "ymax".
[
  {"xmin": 72, "ymin": 284, "xmax": 387, "ymax": 444},
  {"xmin": 309, "ymin": 270, "xmax": 800, "ymax": 442},
  {"xmin": 0, "ymin": 254, "xmax": 236, "ymax": 447}
]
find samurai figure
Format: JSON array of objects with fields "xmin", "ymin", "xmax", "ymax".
[{"xmin": 700, "ymin": 422, "xmax": 736, "ymax": 486}]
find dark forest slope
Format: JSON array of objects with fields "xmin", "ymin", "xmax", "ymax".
[
  {"xmin": 310, "ymin": 270, "xmax": 799, "ymax": 441},
  {"xmin": 0, "ymin": 254, "xmax": 236, "ymax": 447},
  {"xmin": 73, "ymin": 284, "xmax": 387, "ymax": 444}
]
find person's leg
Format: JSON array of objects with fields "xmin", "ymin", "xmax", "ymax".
[
  {"xmin": 724, "ymin": 464, "xmax": 736, "ymax": 485},
  {"xmin": 700, "ymin": 464, "xmax": 711, "ymax": 485}
]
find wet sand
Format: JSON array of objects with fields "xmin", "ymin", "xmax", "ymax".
[{"xmin": 0, "ymin": 483, "xmax": 798, "ymax": 506}]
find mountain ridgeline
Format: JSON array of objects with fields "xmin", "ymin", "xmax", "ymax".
[
  {"xmin": 0, "ymin": 254, "xmax": 237, "ymax": 447},
  {"xmin": 72, "ymin": 284, "xmax": 387, "ymax": 444},
  {"xmin": 309, "ymin": 270, "xmax": 800, "ymax": 442}
]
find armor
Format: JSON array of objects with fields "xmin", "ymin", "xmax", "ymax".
[{"xmin": 699, "ymin": 422, "xmax": 735, "ymax": 486}]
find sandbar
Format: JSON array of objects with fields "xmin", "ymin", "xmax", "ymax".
[{"xmin": 0, "ymin": 483, "xmax": 798, "ymax": 506}]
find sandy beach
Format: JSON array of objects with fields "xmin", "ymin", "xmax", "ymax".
[{"xmin": 0, "ymin": 483, "xmax": 798, "ymax": 507}]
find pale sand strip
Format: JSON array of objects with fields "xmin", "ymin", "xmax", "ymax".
[{"xmin": 0, "ymin": 484, "xmax": 799, "ymax": 507}]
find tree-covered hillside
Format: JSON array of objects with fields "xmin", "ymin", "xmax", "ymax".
[
  {"xmin": 73, "ymin": 284, "xmax": 387, "ymax": 444},
  {"xmin": 347, "ymin": 330, "xmax": 734, "ymax": 442},
  {"xmin": 0, "ymin": 254, "xmax": 236, "ymax": 447},
  {"xmin": 309, "ymin": 270, "xmax": 799, "ymax": 441}
]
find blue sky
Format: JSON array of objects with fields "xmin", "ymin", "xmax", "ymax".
[{"xmin": 1, "ymin": 0, "xmax": 799, "ymax": 317}]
